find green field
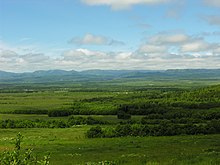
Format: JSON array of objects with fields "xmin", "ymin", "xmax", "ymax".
[
  {"xmin": 1, "ymin": 128, "xmax": 220, "ymax": 165},
  {"xmin": 0, "ymin": 91, "xmax": 117, "ymax": 113},
  {"xmin": 0, "ymin": 76, "xmax": 220, "ymax": 164}
]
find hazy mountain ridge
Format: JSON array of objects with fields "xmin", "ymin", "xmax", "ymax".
[{"xmin": 0, "ymin": 69, "xmax": 220, "ymax": 83}]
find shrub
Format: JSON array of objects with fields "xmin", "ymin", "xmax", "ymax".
[
  {"xmin": 13, "ymin": 109, "xmax": 48, "ymax": 114},
  {"xmin": 86, "ymin": 126, "xmax": 104, "ymax": 138},
  {"xmin": 117, "ymin": 110, "xmax": 131, "ymax": 120},
  {"xmin": 103, "ymin": 127, "xmax": 116, "ymax": 138},
  {"xmin": 0, "ymin": 132, "xmax": 50, "ymax": 165},
  {"xmin": 115, "ymin": 124, "xmax": 132, "ymax": 136},
  {"xmin": 48, "ymin": 109, "xmax": 71, "ymax": 117},
  {"xmin": 86, "ymin": 122, "xmax": 220, "ymax": 138}
]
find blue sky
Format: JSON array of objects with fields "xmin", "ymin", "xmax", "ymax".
[{"xmin": 0, "ymin": 0, "xmax": 220, "ymax": 72}]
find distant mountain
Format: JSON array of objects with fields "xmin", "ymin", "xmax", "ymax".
[
  {"xmin": 165, "ymin": 69, "xmax": 220, "ymax": 79},
  {"xmin": 0, "ymin": 69, "xmax": 220, "ymax": 83},
  {"xmin": 80, "ymin": 69, "xmax": 160, "ymax": 77},
  {"xmin": 166, "ymin": 69, "xmax": 220, "ymax": 73},
  {"xmin": 32, "ymin": 70, "xmax": 78, "ymax": 76},
  {"xmin": 0, "ymin": 70, "xmax": 19, "ymax": 78}
]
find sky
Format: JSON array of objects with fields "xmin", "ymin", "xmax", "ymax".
[{"xmin": 0, "ymin": 0, "xmax": 220, "ymax": 72}]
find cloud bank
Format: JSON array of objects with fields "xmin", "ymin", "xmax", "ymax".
[
  {"xmin": 81, "ymin": 0, "xmax": 172, "ymax": 10},
  {"xmin": 69, "ymin": 34, "xmax": 125, "ymax": 46},
  {"xmin": 1, "ymin": 32, "xmax": 220, "ymax": 72}
]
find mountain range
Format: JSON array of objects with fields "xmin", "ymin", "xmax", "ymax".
[{"xmin": 0, "ymin": 69, "xmax": 220, "ymax": 83}]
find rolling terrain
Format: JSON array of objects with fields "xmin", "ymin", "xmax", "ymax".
[{"xmin": 0, "ymin": 69, "xmax": 220, "ymax": 164}]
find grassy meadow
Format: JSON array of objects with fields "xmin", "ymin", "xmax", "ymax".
[
  {"xmin": 0, "ymin": 128, "xmax": 220, "ymax": 165},
  {"xmin": 0, "ymin": 77, "xmax": 220, "ymax": 164}
]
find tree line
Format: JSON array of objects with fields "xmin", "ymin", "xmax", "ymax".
[{"xmin": 86, "ymin": 120, "xmax": 220, "ymax": 138}]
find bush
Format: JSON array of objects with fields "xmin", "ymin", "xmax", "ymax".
[
  {"xmin": 86, "ymin": 122, "xmax": 220, "ymax": 138},
  {"xmin": 86, "ymin": 126, "xmax": 104, "ymax": 138},
  {"xmin": 103, "ymin": 127, "xmax": 116, "ymax": 138},
  {"xmin": 48, "ymin": 109, "xmax": 71, "ymax": 117},
  {"xmin": 117, "ymin": 110, "xmax": 131, "ymax": 120},
  {"xmin": 0, "ymin": 133, "xmax": 50, "ymax": 165},
  {"xmin": 13, "ymin": 109, "xmax": 48, "ymax": 114},
  {"xmin": 115, "ymin": 124, "xmax": 132, "ymax": 136},
  {"xmin": 67, "ymin": 116, "xmax": 105, "ymax": 126}
]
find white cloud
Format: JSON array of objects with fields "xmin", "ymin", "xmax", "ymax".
[
  {"xmin": 0, "ymin": 50, "xmax": 18, "ymax": 58},
  {"xmin": 1, "ymin": 48, "xmax": 220, "ymax": 71},
  {"xmin": 203, "ymin": 0, "xmax": 220, "ymax": 7},
  {"xmin": 180, "ymin": 40, "xmax": 211, "ymax": 53},
  {"xmin": 21, "ymin": 53, "xmax": 50, "ymax": 63},
  {"xmin": 0, "ymin": 36, "xmax": 220, "ymax": 72},
  {"xmin": 0, "ymin": 40, "xmax": 39, "ymax": 55},
  {"xmin": 166, "ymin": 9, "xmax": 180, "ymax": 19},
  {"xmin": 213, "ymin": 46, "xmax": 220, "ymax": 55},
  {"xmin": 139, "ymin": 44, "xmax": 168, "ymax": 54},
  {"xmin": 149, "ymin": 33, "xmax": 189, "ymax": 44},
  {"xmin": 109, "ymin": 40, "xmax": 125, "ymax": 46},
  {"xmin": 202, "ymin": 15, "xmax": 220, "ymax": 26},
  {"xmin": 0, "ymin": 42, "xmax": 53, "ymax": 72},
  {"xmin": 199, "ymin": 31, "xmax": 220, "ymax": 36},
  {"xmin": 142, "ymin": 32, "xmax": 220, "ymax": 56},
  {"xmin": 115, "ymin": 52, "xmax": 132, "ymax": 60},
  {"xmin": 19, "ymin": 37, "xmax": 32, "ymax": 42},
  {"xmin": 69, "ymin": 34, "xmax": 108, "ymax": 45},
  {"xmin": 165, "ymin": 1, "xmax": 185, "ymax": 19},
  {"xmin": 81, "ymin": 0, "xmax": 172, "ymax": 10},
  {"xmin": 62, "ymin": 48, "xmax": 107, "ymax": 61},
  {"xmin": 69, "ymin": 34, "xmax": 124, "ymax": 46}
]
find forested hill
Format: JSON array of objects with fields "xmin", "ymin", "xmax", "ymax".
[
  {"xmin": 115, "ymin": 84, "xmax": 220, "ymax": 117},
  {"xmin": 166, "ymin": 84, "xmax": 220, "ymax": 108},
  {"xmin": 0, "ymin": 69, "xmax": 220, "ymax": 83}
]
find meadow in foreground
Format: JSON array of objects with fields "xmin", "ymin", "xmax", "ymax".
[{"xmin": 0, "ymin": 128, "xmax": 220, "ymax": 165}]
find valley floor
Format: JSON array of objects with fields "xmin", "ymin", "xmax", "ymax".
[{"xmin": 0, "ymin": 127, "xmax": 219, "ymax": 165}]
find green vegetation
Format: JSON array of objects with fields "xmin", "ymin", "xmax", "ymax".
[
  {"xmin": 1, "ymin": 84, "xmax": 220, "ymax": 116},
  {"xmin": 87, "ymin": 121, "xmax": 220, "ymax": 138},
  {"xmin": 0, "ymin": 128, "xmax": 219, "ymax": 165},
  {"xmin": 0, "ymin": 71, "xmax": 220, "ymax": 164},
  {"xmin": 0, "ymin": 116, "xmax": 106, "ymax": 128},
  {"xmin": 0, "ymin": 133, "xmax": 50, "ymax": 165}
]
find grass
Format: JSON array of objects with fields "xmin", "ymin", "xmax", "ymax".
[
  {"xmin": 0, "ymin": 114, "xmax": 66, "ymax": 120},
  {"xmin": 0, "ymin": 128, "xmax": 219, "ymax": 165},
  {"xmin": 0, "ymin": 91, "xmax": 117, "ymax": 113},
  {"xmin": 0, "ymin": 79, "xmax": 219, "ymax": 114},
  {"xmin": 0, "ymin": 81, "xmax": 220, "ymax": 164}
]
